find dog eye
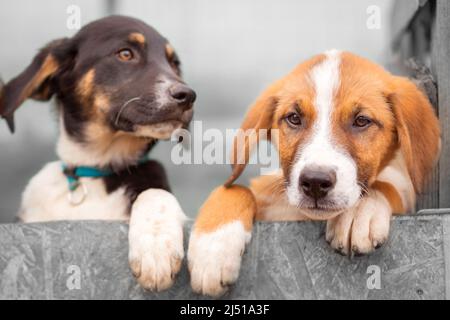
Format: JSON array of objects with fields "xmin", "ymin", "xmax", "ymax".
[
  {"xmin": 171, "ymin": 57, "xmax": 180, "ymax": 68},
  {"xmin": 169, "ymin": 55, "xmax": 181, "ymax": 74},
  {"xmin": 170, "ymin": 58, "xmax": 181, "ymax": 73},
  {"xmin": 117, "ymin": 48, "xmax": 134, "ymax": 61},
  {"xmin": 286, "ymin": 112, "xmax": 302, "ymax": 127},
  {"xmin": 353, "ymin": 115, "xmax": 372, "ymax": 128}
]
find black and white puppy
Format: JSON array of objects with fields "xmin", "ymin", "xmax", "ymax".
[{"xmin": 0, "ymin": 16, "xmax": 196, "ymax": 291}]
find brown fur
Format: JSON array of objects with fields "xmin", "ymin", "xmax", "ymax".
[
  {"xmin": 23, "ymin": 55, "xmax": 59, "ymax": 101},
  {"xmin": 128, "ymin": 32, "xmax": 146, "ymax": 45},
  {"xmin": 226, "ymin": 52, "xmax": 440, "ymax": 198},
  {"xmin": 194, "ymin": 185, "xmax": 256, "ymax": 233},
  {"xmin": 372, "ymin": 180, "xmax": 405, "ymax": 213},
  {"xmin": 165, "ymin": 43, "xmax": 175, "ymax": 59},
  {"xmin": 76, "ymin": 69, "xmax": 95, "ymax": 105},
  {"xmin": 388, "ymin": 76, "xmax": 441, "ymax": 192},
  {"xmin": 195, "ymin": 51, "xmax": 440, "ymax": 231}
]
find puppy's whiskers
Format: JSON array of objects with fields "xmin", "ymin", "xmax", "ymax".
[
  {"xmin": 357, "ymin": 181, "xmax": 369, "ymax": 199},
  {"xmin": 258, "ymin": 175, "xmax": 287, "ymax": 197},
  {"xmin": 115, "ymin": 97, "xmax": 141, "ymax": 126}
]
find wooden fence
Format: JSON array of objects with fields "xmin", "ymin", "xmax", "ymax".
[{"xmin": 392, "ymin": 0, "xmax": 449, "ymax": 211}]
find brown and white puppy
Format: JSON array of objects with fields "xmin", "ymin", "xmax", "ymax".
[
  {"xmin": 0, "ymin": 16, "xmax": 196, "ymax": 291},
  {"xmin": 188, "ymin": 50, "xmax": 441, "ymax": 296}
]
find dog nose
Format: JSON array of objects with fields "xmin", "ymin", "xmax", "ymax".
[
  {"xmin": 299, "ymin": 167, "xmax": 336, "ymax": 200},
  {"xmin": 169, "ymin": 84, "xmax": 196, "ymax": 108}
]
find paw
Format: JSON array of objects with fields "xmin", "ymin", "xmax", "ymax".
[
  {"xmin": 128, "ymin": 189, "xmax": 186, "ymax": 291},
  {"xmin": 325, "ymin": 191, "xmax": 391, "ymax": 256},
  {"xmin": 188, "ymin": 222, "xmax": 251, "ymax": 297}
]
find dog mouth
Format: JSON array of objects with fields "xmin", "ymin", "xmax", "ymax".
[
  {"xmin": 293, "ymin": 197, "xmax": 348, "ymax": 220},
  {"xmin": 286, "ymin": 175, "xmax": 362, "ymax": 221},
  {"xmin": 133, "ymin": 120, "xmax": 185, "ymax": 140},
  {"xmin": 112, "ymin": 97, "xmax": 194, "ymax": 138},
  {"xmin": 298, "ymin": 206, "xmax": 345, "ymax": 220}
]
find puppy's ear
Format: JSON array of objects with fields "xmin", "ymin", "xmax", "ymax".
[
  {"xmin": 0, "ymin": 38, "xmax": 73, "ymax": 133},
  {"xmin": 388, "ymin": 76, "xmax": 441, "ymax": 192},
  {"xmin": 224, "ymin": 81, "xmax": 282, "ymax": 187}
]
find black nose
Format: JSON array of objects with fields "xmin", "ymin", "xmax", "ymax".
[
  {"xmin": 169, "ymin": 84, "xmax": 196, "ymax": 108},
  {"xmin": 299, "ymin": 167, "xmax": 336, "ymax": 200}
]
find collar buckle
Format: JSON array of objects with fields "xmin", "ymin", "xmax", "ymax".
[{"xmin": 67, "ymin": 181, "xmax": 88, "ymax": 206}]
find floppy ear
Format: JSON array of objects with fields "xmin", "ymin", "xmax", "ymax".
[
  {"xmin": 0, "ymin": 38, "xmax": 71, "ymax": 133},
  {"xmin": 224, "ymin": 80, "xmax": 282, "ymax": 187},
  {"xmin": 389, "ymin": 76, "xmax": 441, "ymax": 192}
]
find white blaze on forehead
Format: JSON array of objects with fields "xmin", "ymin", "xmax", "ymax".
[
  {"xmin": 311, "ymin": 49, "xmax": 341, "ymax": 137},
  {"xmin": 286, "ymin": 50, "xmax": 361, "ymax": 211}
]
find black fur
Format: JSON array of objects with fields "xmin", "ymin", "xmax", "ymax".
[
  {"xmin": 1, "ymin": 15, "xmax": 196, "ymax": 139},
  {"xmin": 104, "ymin": 159, "xmax": 171, "ymax": 206},
  {"xmin": 0, "ymin": 16, "xmax": 196, "ymax": 210}
]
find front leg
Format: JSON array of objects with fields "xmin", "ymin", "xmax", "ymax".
[
  {"xmin": 128, "ymin": 189, "xmax": 186, "ymax": 291},
  {"xmin": 326, "ymin": 185, "xmax": 395, "ymax": 256},
  {"xmin": 188, "ymin": 185, "xmax": 256, "ymax": 297}
]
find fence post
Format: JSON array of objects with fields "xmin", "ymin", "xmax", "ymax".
[{"xmin": 432, "ymin": 0, "xmax": 450, "ymax": 208}]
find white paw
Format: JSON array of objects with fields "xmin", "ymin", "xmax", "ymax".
[
  {"xmin": 188, "ymin": 222, "xmax": 251, "ymax": 297},
  {"xmin": 128, "ymin": 189, "xmax": 186, "ymax": 291},
  {"xmin": 326, "ymin": 190, "xmax": 392, "ymax": 256}
]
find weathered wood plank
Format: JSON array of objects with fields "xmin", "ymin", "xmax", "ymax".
[
  {"xmin": 408, "ymin": 59, "xmax": 440, "ymax": 209},
  {"xmin": 391, "ymin": 1, "xmax": 441, "ymax": 210},
  {"xmin": 392, "ymin": 0, "xmax": 422, "ymax": 43},
  {"xmin": 0, "ymin": 219, "xmax": 446, "ymax": 300},
  {"xmin": 443, "ymin": 215, "xmax": 450, "ymax": 299},
  {"xmin": 432, "ymin": 0, "xmax": 450, "ymax": 208}
]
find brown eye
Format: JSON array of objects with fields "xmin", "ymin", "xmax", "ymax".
[
  {"xmin": 170, "ymin": 58, "xmax": 181, "ymax": 74},
  {"xmin": 117, "ymin": 49, "xmax": 133, "ymax": 61},
  {"xmin": 169, "ymin": 54, "xmax": 181, "ymax": 75},
  {"xmin": 171, "ymin": 57, "xmax": 180, "ymax": 68},
  {"xmin": 286, "ymin": 112, "xmax": 302, "ymax": 127},
  {"xmin": 353, "ymin": 115, "xmax": 372, "ymax": 128}
]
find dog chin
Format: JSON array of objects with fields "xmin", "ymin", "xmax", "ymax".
[
  {"xmin": 133, "ymin": 121, "xmax": 183, "ymax": 140},
  {"xmin": 299, "ymin": 207, "xmax": 345, "ymax": 221}
]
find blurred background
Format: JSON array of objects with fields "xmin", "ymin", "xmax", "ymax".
[{"xmin": 0, "ymin": 0, "xmax": 395, "ymax": 222}]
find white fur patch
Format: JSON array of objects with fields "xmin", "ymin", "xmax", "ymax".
[
  {"xmin": 19, "ymin": 161, "xmax": 129, "ymax": 222},
  {"xmin": 286, "ymin": 50, "xmax": 360, "ymax": 213},
  {"xmin": 188, "ymin": 221, "xmax": 251, "ymax": 297},
  {"xmin": 128, "ymin": 189, "xmax": 186, "ymax": 291}
]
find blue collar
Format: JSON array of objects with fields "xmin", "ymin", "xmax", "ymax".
[{"xmin": 62, "ymin": 154, "xmax": 150, "ymax": 192}]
